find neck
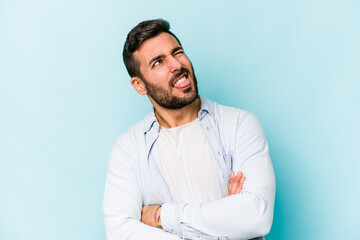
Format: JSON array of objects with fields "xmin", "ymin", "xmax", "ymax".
[{"xmin": 152, "ymin": 98, "xmax": 201, "ymax": 129}]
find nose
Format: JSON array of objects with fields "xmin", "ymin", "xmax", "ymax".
[{"xmin": 167, "ymin": 56, "xmax": 182, "ymax": 72}]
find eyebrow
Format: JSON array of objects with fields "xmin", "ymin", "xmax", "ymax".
[{"xmin": 148, "ymin": 46, "xmax": 183, "ymax": 67}]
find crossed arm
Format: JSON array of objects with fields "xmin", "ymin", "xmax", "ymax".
[
  {"xmin": 141, "ymin": 171, "xmax": 246, "ymax": 228},
  {"xmin": 103, "ymin": 113, "xmax": 275, "ymax": 239}
]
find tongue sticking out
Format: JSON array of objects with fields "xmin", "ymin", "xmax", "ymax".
[{"xmin": 173, "ymin": 78, "xmax": 191, "ymax": 89}]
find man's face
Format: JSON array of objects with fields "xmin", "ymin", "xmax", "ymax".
[{"xmin": 133, "ymin": 32, "xmax": 198, "ymax": 109}]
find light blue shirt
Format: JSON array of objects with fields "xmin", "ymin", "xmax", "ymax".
[{"xmin": 103, "ymin": 96, "xmax": 276, "ymax": 240}]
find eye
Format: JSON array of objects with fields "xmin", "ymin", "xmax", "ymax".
[
  {"xmin": 153, "ymin": 60, "xmax": 162, "ymax": 67},
  {"xmin": 175, "ymin": 50, "xmax": 184, "ymax": 55}
]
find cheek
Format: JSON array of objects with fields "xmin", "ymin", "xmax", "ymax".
[
  {"xmin": 147, "ymin": 69, "xmax": 170, "ymax": 83},
  {"xmin": 180, "ymin": 56, "xmax": 192, "ymax": 68}
]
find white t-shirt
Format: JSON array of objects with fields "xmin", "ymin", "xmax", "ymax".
[{"xmin": 155, "ymin": 118, "xmax": 227, "ymax": 204}]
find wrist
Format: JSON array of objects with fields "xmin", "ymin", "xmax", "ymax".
[{"xmin": 154, "ymin": 204, "xmax": 162, "ymax": 228}]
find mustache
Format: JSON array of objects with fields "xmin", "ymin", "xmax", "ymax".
[{"xmin": 170, "ymin": 68, "xmax": 189, "ymax": 86}]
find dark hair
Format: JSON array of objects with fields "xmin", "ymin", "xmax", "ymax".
[{"xmin": 123, "ymin": 19, "xmax": 182, "ymax": 78}]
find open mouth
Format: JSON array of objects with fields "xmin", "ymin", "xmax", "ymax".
[{"xmin": 172, "ymin": 73, "xmax": 191, "ymax": 89}]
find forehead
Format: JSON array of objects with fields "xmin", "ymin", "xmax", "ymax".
[{"xmin": 134, "ymin": 32, "xmax": 181, "ymax": 65}]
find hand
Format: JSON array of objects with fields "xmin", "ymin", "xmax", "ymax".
[
  {"xmin": 228, "ymin": 171, "xmax": 246, "ymax": 196},
  {"xmin": 141, "ymin": 204, "xmax": 161, "ymax": 228}
]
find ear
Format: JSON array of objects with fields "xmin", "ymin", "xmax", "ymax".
[{"xmin": 131, "ymin": 76, "xmax": 147, "ymax": 95}]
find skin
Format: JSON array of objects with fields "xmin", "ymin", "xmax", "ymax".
[
  {"xmin": 131, "ymin": 32, "xmax": 200, "ymax": 128},
  {"xmin": 141, "ymin": 172, "xmax": 246, "ymax": 227},
  {"xmin": 131, "ymin": 32, "xmax": 246, "ymax": 228},
  {"xmin": 228, "ymin": 171, "xmax": 246, "ymax": 196}
]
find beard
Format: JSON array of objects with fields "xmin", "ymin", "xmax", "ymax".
[{"xmin": 142, "ymin": 66, "xmax": 199, "ymax": 110}]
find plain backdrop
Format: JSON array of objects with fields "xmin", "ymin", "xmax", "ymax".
[{"xmin": 1, "ymin": 0, "xmax": 359, "ymax": 239}]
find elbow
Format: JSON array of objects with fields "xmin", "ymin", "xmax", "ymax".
[
  {"xmin": 103, "ymin": 213, "xmax": 138, "ymax": 240},
  {"xmin": 244, "ymin": 187, "xmax": 275, "ymax": 237},
  {"xmin": 226, "ymin": 210, "xmax": 273, "ymax": 240},
  {"xmin": 240, "ymin": 193, "xmax": 274, "ymax": 238},
  {"xmin": 247, "ymin": 205, "xmax": 274, "ymax": 237},
  {"xmin": 224, "ymin": 199, "xmax": 274, "ymax": 239},
  {"xmin": 103, "ymin": 203, "xmax": 139, "ymax": 240},
  {"xmin": 255, "ymin": 212, "xmax": 273, "ymax": 236}
]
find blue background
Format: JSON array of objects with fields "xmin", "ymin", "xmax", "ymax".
[{"xmin": 1, "ymin": 0, "xmax": 359, "ymax": 239}]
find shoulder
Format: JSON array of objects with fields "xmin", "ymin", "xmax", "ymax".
[
  {"xmin": 201, "ymin": 96, "xmax": 255, "ymax": 127},
  {"xmin": 202, "ymin": 97, "xmax": 266, "ymax": 150},
  {"xmin": 112, "ymin": 112, "xmax": 152, "ymax": 156},
  {"xmin": 217, "ymin": 101, "xmax": 264, "ymax": 135}
]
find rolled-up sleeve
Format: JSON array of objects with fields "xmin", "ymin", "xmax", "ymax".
[
  {"xmin": 103, "ymin": 143, "xmax": 181, "ymax": 240},
  {"xmin": 161, "ymin": 113, "xmax": 276, "ymax": 240}
]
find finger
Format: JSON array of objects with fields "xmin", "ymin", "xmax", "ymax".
[
  {"xmin": 228, "ymin": 172, "xmax": 235, "ymax": 195},
  {"xmin": 229, "ymin": 172, "xmax": 239, "ymax": 194},
  {"xmin": 230, "ymin": 172, "xmax": 243, "ymax": 195},
  {"xmin": 235, "ymin": 176, "xmax": 246, "ymax": 194},
  {"xmin": 229, "ymin": 172, "xmax": 235, "ymax": 185}
]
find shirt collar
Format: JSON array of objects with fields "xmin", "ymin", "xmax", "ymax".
[
  {"xmin": 198, "ymin": 95, "xmax": 215, "ymax": 120},
  {"xmin": 143, "ymin": 95, "xmax": 215, "ymax": 134},
  {"xmin": 143, "ymin": 109, "xmax": 157, "ymax": 134}
]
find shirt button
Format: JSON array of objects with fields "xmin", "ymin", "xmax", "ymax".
[
  {"xmin": 172, "ymin": 230, "xmax": 177, "ymax": 234},
  {"xmin": 206, "ymin": 126, "xmax": 209, "ymax": 130}
]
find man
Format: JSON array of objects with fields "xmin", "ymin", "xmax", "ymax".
[{"xmin": 103, "ymin": 19, "xmax": 275, "ymax": 240}]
